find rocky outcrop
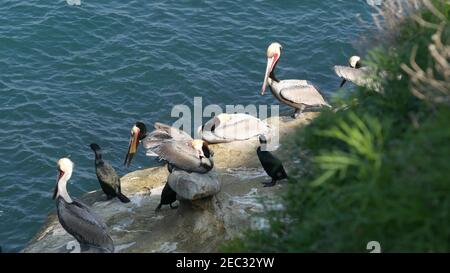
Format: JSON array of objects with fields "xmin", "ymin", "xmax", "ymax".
[
  {"xmin": 168, "ymin": 169, "xmax": 221, "ymax": 201},
  {"xmin": 22, "ymin": 113, "xmax": 317, "ymax": 253}
]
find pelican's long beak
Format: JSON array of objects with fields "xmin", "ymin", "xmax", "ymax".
[
  {"xmin": 53, "ymin": 170, "xmax": 64, "ymax": 200},
  {"xmin": 197, "ymin": 125, "xmax": 204, "ymax": 138},
  {"xmin": 124, "ymin": 127, "xmax": 140, "ymax": 167},
  {"xmin": 261, "ymin": 54, "xmax": 278, "ymax": 95}
]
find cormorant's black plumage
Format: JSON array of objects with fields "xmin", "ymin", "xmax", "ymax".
[
  {"xmin": 90, "ymin": 143, "xmax": 130, "ymax": 203},
  {"xmin": 155, "ymin": 182, "xmax": 178, "ymax": 211},
  {"xmin": 256, "ymin": 135, "xmax": 288, "ymax": 187}
]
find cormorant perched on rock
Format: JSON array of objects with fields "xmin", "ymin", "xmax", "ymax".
[
  {"xmin": 90, "ymin": 143, "xmax": 130, "ymax": 203},
  {"xmin": 53, "ymin": 158, "xmax": 114, "ymax": 253},
  {"xmin": 256, "ymin": 135, "xmax": 288, "ymax": 187},
  {"xmin": 156, "ymin": 183, "xmax": 178, "ymax": 211},
  {"xmin": 155, "ymin": 164, "xmax": 178, "ymax": 211}
]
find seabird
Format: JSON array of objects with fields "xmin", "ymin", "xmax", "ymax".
[
  {"xmin": 256, "ymin": 135, "xmax": 288, "ymax": 187},
  {"xmin": 199, "ymin": 113, "xmax": 272, "ymax": 143},
  {"xmin": 124, "ymin": 122, "xmax": 214, "ymax": 173},
  {"xmin": 261, "ymin": 42, "xmax": 331, "ymax": 118},
  {"xmin": 53, "ymin": 158, "xmax": 114, "ymax": 253},
  {"xmin": 334, "ymin": 56, "xmax": 372, "ymax": 88},
  {"xmin": 156, "ymin": 183, "xmax": 178, "ymax": 211},
  {"xmin": 156, "ymin": 164, "xmax": 178, "ymax": 211},
  {"xmin": 90, "ymin": 143, "xmax": 130, "ymax": 203}
]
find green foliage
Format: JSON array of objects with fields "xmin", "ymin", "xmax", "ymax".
[{"xmin": 222, "ymin": 2, "xmax": 450, "ymax": 252}]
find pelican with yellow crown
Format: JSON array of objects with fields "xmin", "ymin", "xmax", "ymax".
[{"xmin": 261, "ymin": 42, "xmax": 331, "ymax": 118}]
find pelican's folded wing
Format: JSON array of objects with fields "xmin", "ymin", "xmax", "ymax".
[
  {"xmin": 154, "ymin": 122, "xmax": 192, "ymax": 141},
  {"xmin": 143, "ymin": 123, "xmax": 192, "ymax": 156},
  {"xmin": 280, "ymin": 84, "xmax": 328, "ymax": 106},
  {"xmin": 58, "ymin": 199, "xmax": 113, "ymax": 252},
  {"xmin": 154, "ymin": 140, "xmax": 200, "ymax": 170},
  {"xmin": 334, "ymin": 65, "xmax": 371, "ymax": 86},
  {"xmin": 214, "ymin": 114, "xmax": 271, "ymax": 140}
]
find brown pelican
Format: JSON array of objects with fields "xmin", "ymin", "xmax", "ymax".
[
  {"xmin": 90, "ymin": 143, "xmax": 130, "ymax": 203},
  {"xmin": 124, "ymin": 122, "xmax": 214, "ymax": 173},
  {"xmin": 261, "ymin": 42, "xmax": 331, "ymax": 118},
  {"xmin": 53, "ymin": 158, "xmax": 114, "ymax": 253},
  {"xmin": 334, "ymin": 56, "xmax": 372, "ymax": 88},
  {"xmin": 198, "ymin": 113, "xmax": 272, "ymax": 143},
  {"xmin": 256, "ymin": 135, "xmax": 288, "ymax": 187},
  {"xmin": 123, "ymin": 122, "xmax": 147, "ymax": 167}
]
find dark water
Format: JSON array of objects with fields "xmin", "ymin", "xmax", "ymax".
[{"xmin": 0, "ymin": 0, "xmax": 375, "ymax": 252}]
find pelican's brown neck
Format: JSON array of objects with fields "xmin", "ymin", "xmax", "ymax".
[{"xmin": 269, "ymin": 67, "xmax": 279, "ymax": 83}]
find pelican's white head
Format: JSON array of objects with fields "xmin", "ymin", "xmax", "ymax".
[
  {"xmin": 57, "ymin": 158, "xmax": 74, "ymax": 181},
  {"xmin": 261, "ymin": 42, "xmax": 283, "ymax": 95},
  {"xmin": 53, "ymin": 158, "xmax": 74, "ymax": 201},
  {"xmin": 349, "ymin": 56, "xmax": 361, "ymax": 69},
  {"xmin": 266, "ymin": 42, "xmax": 282, "ymax": 59}
]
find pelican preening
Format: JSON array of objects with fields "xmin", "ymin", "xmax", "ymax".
[
  {"xmin": 256, "ymin": 135, "xmax": 288, "ymax": 187},
  {"xmin": 199, "ymin": 113, "xmax": 272, "ymax": 143},
  {"xmin": 334, "ymin": 56, "xmax": 372, "ymax": 88},
  {"xmin": 90, "ymin": 143, "xmax": 130, "ymax": 203},
  {"xmin": 124, "ymin": 122, "xmax": 214, "ymax": 173},
  {"xmin": 261, "ymin": 42, "xmax": 331, "ymax": 118},
  {"xmin": 53, "ymin": 158, "xmax": 114, "ymax": 253},
  {"xmin": 143, "ymin": 122, "xmax": 193, "ymax": 156}
]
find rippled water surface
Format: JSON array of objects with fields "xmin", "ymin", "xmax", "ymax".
[{"xmin": 0, "ymin": 0, "xmax": 375, "ymax": 252}]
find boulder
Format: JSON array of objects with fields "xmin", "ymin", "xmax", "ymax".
[{"xmin": 168, "ymin": 169, "xmax": 221, "ymax": 200}]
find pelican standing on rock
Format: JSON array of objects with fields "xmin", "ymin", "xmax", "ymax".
[
  {"xmin": 334, "ymin": 56, "xmax": 372, "ymax": 88},
  {"xmin": 53, "ymin": 158, "xmax": 114, "ymax": 253},
  {"xmin": 199, "ymin": 113, "xmax": 272, "ymax": 143},
  {"xmin": 256, "ymin": 135, "xmax": 288, "ymax": 187},
  {"xmin": 261, "ymin": 42, "xmax": 331, "ymax": 118},
  {"xmin": 124, "ymin": 122, "xmax": 214, "ymax": 173},
  {"xmin": 90, "ymin": 143, "xmax": 130, "ymax": 203}
]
